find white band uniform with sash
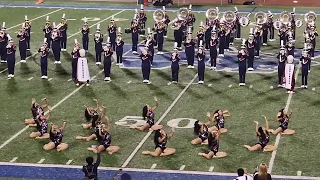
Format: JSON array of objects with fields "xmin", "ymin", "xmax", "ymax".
[
  {"xmin": 77, "ymin": 49, "xmax": 90, "ymax": 82},
  {"xmin": 284, "ymin": 55, "xmax": 295, "ymax": 91}
]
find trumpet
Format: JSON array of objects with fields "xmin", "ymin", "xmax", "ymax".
[
  {"xmin": 18, "ymin": 28, "xmax": 25, "ymax": 35},
  {"xmin": 0, "ymin": 31, "xmax": 4, "ymax": 38},
  {"xmin": 94, "ymin": 32, "xmax": 100, "ymax": 41},
  {"xmin": 51, "ymin": 31, "xmax": 58, "ymax": 40},
  {"xmin": 116, "ymin": 36, "xmax": 122, "ymax": 44}
]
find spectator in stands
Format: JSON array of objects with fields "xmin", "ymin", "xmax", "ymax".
[
  {"xmin": 235, "ymin": 168, "xmax": 253, "ymax": 180},
  {"xmin": 254, "ymin": 163, "xmax": 272, "ymax": 180},
  {"xmin": 83, "ymin": 153, "xmax": 100, "ymax": 180},
  {"xmin": 153, "ymin": 0, "xmax": 173, "ymax": 6}
]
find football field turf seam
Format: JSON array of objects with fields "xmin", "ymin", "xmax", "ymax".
[
  {"xmin": 268, "ymin": 62, "xmax": 301, "ymax": 173},
  {"xmin": 121, "ymin": 74, "xmax": 198, "ymax": 168},
  {"xmin": 0, "ymin": 9, "xmax": 125, "ymax": 74},
  {"xmin": 0, "ymin": 9, "xmax": 127, "ymax": 150}
]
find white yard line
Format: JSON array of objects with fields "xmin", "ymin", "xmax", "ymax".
[
  {"xmin": 268, "ymin": 62, "xmax": 301, "ymax": 173},
  {"xmin": 0, "ymin": 162, "xmax": 318, "ymax": 179},
  {"xmin": 121, "ymin": 74, "xmax": 198, "ymax": 168},
  {"xmin": 0, "ymin": 10, "xmax": 125, "ymax": 74}
]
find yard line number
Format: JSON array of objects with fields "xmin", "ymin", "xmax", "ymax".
[{"xmin": 115, "ymin": 116, "xmax": 197, "ymax": 129}]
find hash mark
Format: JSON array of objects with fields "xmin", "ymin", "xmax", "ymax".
[
  {"xmin": 150, "ymin": 164, "xmax": 157, "ymax": 169},
  {"xmin": 9, "ymin": 157, "xmax": 18, "ymax": 163},
  {"xmin": 37, "ymin": 159, "xmax": 45, "ymax": 164},
  {"xmin": 209, "ymin": 166, "xmax": 214, "ymax": 172},
  {"xmin": 28, "ymin": 77, "xmax": 33, "ymax": 80},
  {"xmin": 179, "ymin": 165, "xmax": 185, "ymax": 170}
]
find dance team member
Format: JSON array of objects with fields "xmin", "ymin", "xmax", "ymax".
[
  {"xmin": 268, "ymin": 108, "xmax": 295, "ymax": 135},
  {"xmin": 24, "ymin": 98, "xmax": 49, "ymax": 126},
  {"xmin": 210, "ymin": 109, "xmax": 231, "ymax": 134},
  {"xmin": 30, "ymin": 106, "xmax": 51, "ymax": 139},
  {"xmin": 43, "ymin": 120, "xmax": 68, "ymax": 152},
  {"xmin": 198, "ymin": 130, "xmax": 227, "ymax": 159}
]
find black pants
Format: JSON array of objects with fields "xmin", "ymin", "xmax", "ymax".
[
  {"xmin": 269, "ymin": 27, "xmax": 274, "ymax": 39},
  {"xmin": 7, "ymin": 56, "xmax": 15, "ymax": 75},
  {"xmin": 60, "ymin": 35, "xmax": 67, "ymax": 49},
  {"xmin": 72, "ymin": 59, "xmax": 77, "ymax": 80},
  {"xmin": 247, "ymin": 56, "xmax": 254, "ymax": 68},
  {"xmin": 19, "ymin": 41, "xmax": 27, "ymax": 60},
  {"xmin": 210, "ymin": 50, "xmax": 217, "ymax": 67},
  {"xmin": 104, "ymin": 58, "xmax": 112, "ymax": 77},
  {"xmin": 171, "ymin": 63, "xmax": 179, "ymax": 82},
  {"xmin": 83, "ymin": 37, "xmax": 89, "ymax": 51},
  {"xmin": 278, "ymin": 64, "xmax": 285, "ymax": 84},
  {"xmin": 116, "ymin": 51, "xmax": 123, "ymax": 63},
  {"xmin": 198, "ymin": 61, "xmax": 205, "ymax": 81},
  {"xmin": 301, "ymin": 66, "xmax": 308, "ymax": 86},
  {"xmin": 0, "ymin": 46, "xmax": 6, "ymax": 60},
  {"xmin": 40, "ymin": 57, "xmax": 48, "ymax": 76},
  {"xmin": 142, "ymin": 63, "xmax": 151, "ymax": 80}
]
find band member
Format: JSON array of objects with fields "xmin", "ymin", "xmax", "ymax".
[
  {"xmin": 305, "ymin": 35, "xmax": 312, "ymax": 72},
  {"xmin": 277, "ymin": 41, "xmax": 287, "ymax": 87},
  {"xmin": 131, "ymin": 14, "xmax": 139, "ymax": 55},
  {"xmin": 186, "ymin": 5, "xmax": 196, "ymax": 32},
  {"xmin": 29, "ymin": 107, "xmax": 51, "ymax": 139},
  {"xmin": 244, "ymin": 116, "xmax": 276, "ymax": 152},
  {"xmin": 209, "ymin": 29, "xmax": 218, "ymax": 70},
  {"xmin": 71, "ymin": 39, "xmax": 80, "ymax": 84},
  {"xmin": 205, "ymin": 17, "xmax": 214, "ymax": 49},
  {"xmin": 116, "ymin": 27, "xmax": 124, "ymax": 66},
  {"xmin": 254, "ymin": 26, "xmax": 262, "ymax": 58},
  {"xmin": 140, "ymin": 46, "xmax": 152, "ymax": 83},
  {"xmin": 59, "ymin": 14, "xmax": 68, "ymax": 51},
  {"xmin": 138, "ymin": 5, "xmax": 147, "ymax": 31},
  {"xmin": 82, "ymin": 18, "xmax": 89, "ymax": 52},
  {"xmin": 43, "ymin": 120, "xmax": 69, "ymax": 151},
  {"xmin": 309, "ymin": 24, "xmax": 318, "ymax": 60},
  {"xmin": 238, "ymin": 39, "xmax": 247, "ymax": 86},
  {"xmin": 291, "ymin": 9, "xmax": 296, "ymax": 39},
  {"xmin": 246, "ymin": 28, "xmax": 255, "ymax": 71},
  {"xmin": 286, "ymin": 40, "xmax": 295, "ymax": 56},
  {"xmin": 0, "ymin": 22, "xmax": 8, "ymax": 63},
  {"xmin": 173, "ymin": 19, "xmax": 185, "ymax": 50},
  {"xmin": 43, "ymin": 16, "xmax": 52, "ymax": 48},
  {"xmin": 94, "ymin": 24, "xmax": 103, "ymax": 65},
  {"xmin": 22, "ymin": 16, "xmax": 31, "ymax": 51},
  {"xmin": 225, "ymin": 25, "xmax": 231, "ymax": 51},
  {"xmin": 268, "ymin": 109, "xmax": 295, "ymax": 135},
  {"xmin": 300, "ymin": 44, "xmax": 310, "ymax": 88},
  {"xmin": 38, "ymin": 38, "xmax": 50, "ymax": 79},
  {"xmin": 24, "ymin": 98, "xmax": 49, "ymax": 126},
  {"xmin": 197, "ymin": 21, "xmax": 205, "ymax": 48},
  {"xmin": 198, "ymin": 130, "xmax": 227, "ymax": 159},
  {"xmin": 108, "ymin": 16, "xmax": 117, "ymax": 51},
  {"xmin": 17, "ymin": 28, "xmax": 27, "ymax": 63},
  {"xmin": 6, "ymin": 35, "xmax": 16, "ymax": 78},
  {"xmin": 145, "ymin": 28, "xmax": 155, "ymax": 65},
  {"xmin": 235, "ymin": 7, "xmax": 241, "ymax": 39},
  {"xmin": 218, "ymin": 22, "xmax": 226, "ymax": 57},
  {"xmin": 171, "ymin": 42, "xmax": 180, "ymax": 83},
  {"xmin": 163, "ymin": 6, "xmax": 170, "ymax": 38},
  {"xmin": 103, "ymin": 37, "xmax": 113, "ymax": 81},
  {"xmin": 51, "ymin": 22, "xmax": 61, "ymax": 64},
  {"xmin": 267, "ymin": 11, "xmax": 275, "ymax": 41},
  {"xmin": 283, "ymin": 55, "xmax": 295, "ymax": 93},
  {"xmin": 77, "ymin": 49, "xmax": 91, "ymax": 86},
  {"xmin": 155, "ymin": 20, "xmax": 166, "ymax": 54},
  {"xmin": 279, "ymin": 25, "xmax": 287, "ymax": 46},
  {"xmin": 130, "ymin": 97, "xmax": 163, "ymax": 131},
  {"xmin": 184, "ymin": 29, "xmax": 195, "ymax": 68},
  {"xmin": 197, "ymin": 40, "xmax": 206, "ymax": 84},
  {"xmin": 142, "ymin": 127, "xmax": 175, "ymax": 157},
  {"xmin": 262, "ymin": 22, "xmax": 268, "ymax": 46}
]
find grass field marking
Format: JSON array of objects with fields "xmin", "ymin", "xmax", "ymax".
[
  {"xmin": 9, "ymin": 157, "xmax": 18, "ymax": 163},
  {"xmin": 208, "ymin": 166, "xmax": 214, "ymax": 172},
  {"xmin": 228, "ymin": 84, "xmax": 232, "ymax": 88},
  {"xmin": 127, "ymin": 80, "xmax": 131, "ymax": 84},
  {"xmin": 312, "ymin": 87, "xmax": 315, "ymax": 91},
  {"xmin": 0, "ymin": 9, "xmax": 126, "ymax": 74},
  {"xmin": 0, "ymin": 162, "xmax": 318, "ymax": 179},
  {"xmin": 167, "ymin": 82, "xmax": 172, "ymax": 86},
  {"xmin": 208, "ymin": 83, "xmax": 212, "ymax": 87},
  {"xmin": 66, "ymin": 160, "xmax": 73, "ymax": 165},
  {"xmin": 27, "ymin": 77, "xmax": 33, "ymax": 80},
  {"xmin": 48, "ymin": 78, "xmax": 53, "ymax": 81},
  {"xmin": 268, "ymin": 62, "xmax": 301, "ymax": 174},
  {"xmin": 121, "ymin": 74, "xmax": 198, "ymax": 168},
  {"xmin": 270, "ymin": 86, "xmax": 274, "ymax": 89},
  {"xmin": 249, "ymin": 85, "xmax": 253, "ymax": 88},
  {"xmin": 150, "ymin": 164, "xmax": 157, "ymax": 169},
  {"xmin": 68, "ymin": 79, "xmax": 72, "ymax": 82},
  {"xmin": 7, "ymin": 8, "xmax": 63, "ymax": 30},
  {"xmin": 179, "ymin": 165, "xmax": 186, "ymax": 171},
  {"xmin": 37, "ymin": 159, "xmax": 45, "ymax": 164}
]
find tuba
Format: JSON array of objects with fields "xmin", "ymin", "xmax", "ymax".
[
  {"xmin": 255, "ymin": 11, "xmax": 267, "ymax": 25},
  {"xmin": 304, "ymin": 11, "xmax": 317, "ymax": 25},
  {"xmin": 153, "ymin": 9, "xmax": 165, "ymax": 23},
  {"xmin": 222, "ymin": 11, "xmax": 236, "ymax": 25},
  {"xmin": 279, "ymin": 11, "xmax": 292, "ymax": 25},
  {"xmin": 206, "ymin": 8, "xmax": 219, "ymax": 22},
  {"xmin": 171, "ymin": 8, "xmax": 188, "ymax": 30}
]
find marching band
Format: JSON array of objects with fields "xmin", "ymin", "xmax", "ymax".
[{"xmin": 0, "ymin": 6, "xmax": 317, "ymax": 93}]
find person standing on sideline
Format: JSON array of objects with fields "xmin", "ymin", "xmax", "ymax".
[
  {"xmin": 116, "ymin": 27, "xmax": 124, "ymax": 66},
  {"xmin": 197, "ymin": 40, "xmax": 206, "ymax": 84},
  {"xmin": 6, "ymin": 34, "xmax": 16, "ymax": 78},
  {"xmin": 17, "ymin": 28, "xmax": 27, "ymax": 63},
  {"xmin": 77, "ymin": 49, "xmax": 90, "ymax": 86},
  {"xmin": 300, "ymin": 43, "xmax": 310, "ymax": 89},
  {"xmin": 140, "ymin": 46, "xmax": 152, "ymax": 84},
  {"xmin": 237, "ymin": 39, "xmax": 247, "ymax": 86},
  {"xmin": 82, "ymin": 18, "xmax": 89, "ymax": 53},
  {"xmin": 171, "ymin": 42, "xmax": 180, "ymax": 83},
  {"xmin": 38, "ymin": 38, "xmax": 50, "ymax": 79},
  {"xmin": 103, "ymin": 37, "xmax": 113, "ymax": 82},
  {"xmin": 235, "ymin": 168, "xmax": 253, "ymax": 180},
  {"xmin": 94, "ymin": 24, "xmax": 103, "ymax": 65},
  {"xmin": 71, "ymin": 39, "xmax": 80, "ymax": 84},
  {"xmin": 82, "ymin": 153, "xmax": 100, "ymax": 180}
]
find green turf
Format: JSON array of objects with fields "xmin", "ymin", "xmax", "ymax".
[{"xmin": 0, "ymin": 5, "xmax": 319, "ymax": 178}]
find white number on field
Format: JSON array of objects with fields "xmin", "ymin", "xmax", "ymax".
[
  {"xmin": 115, "ymin": 116, "xmax": 146, "ymax": 127},
  {"xmin": 167, "ymin": 118, "xmax": 198, "ymax": 129},
  {"xmin": 81, "ymin": 17, "xmax": 101, "ymax": 22}
]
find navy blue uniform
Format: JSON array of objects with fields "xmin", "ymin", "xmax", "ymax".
[
  {"xmin": 82, "ymin": 27, "xmax": 89, "ymax": 51},
  {"xmin": 279, "ymin": 30, "xmax": 287, "ymax": 46},
  {"xmin": 140, "ymin": 53, "xmax": 151, "ymax": 81},
  {"xmin": 184, "ymin": 39, "xmax": 195, "ymax": 66},
  {"xmin": 205, "ymin": 19, "xmax": 214, "ymax": 49},
  {"xmin": 215, "ymin": 115, "xmax": 225, "ymax": 130},
  {"xmin": 38, "ymin": 47, "xmax": 50, "ymax": 76},
  {"xmin": 155, "ymin": 136, "xmax": 167, "ymax": 152},
  {"xmin": 277, "ymin": 53, "xmax": 286, "ymax": 85},
  {"xmin": 310, "ymin": 32, "xmax": 318, "ymax": 58},
  {"xmin": 108, "ymin": 25, "xmax": 117, "ymax": 51},
  {"xmin": 101, "ymin": 132, "xmax": 111, "ymax": 150},
  {"xmin": 38, "ymin": 120, "xmax": 48, "ymax": 136},
  {"xmin": 279, "ymin": 116, "xmax": 289, "ymax": 132},
  {"xmin": 164, "ymin": 14, "xmax": 170, "ymax": 37},
  {"xmin": 186, "ymin": 13, "xmax": 196, "ymax": 32},
  {"xmin": 171, "ymin": 52, "xmax": 180, "ymax": 82},
  {"xmin": 71, "ymin": 49, "xmax": 80, "ymax": 80},
  {"xmin": 237, "ymin": 50, "xmax": 247, "ymax": 84},
  {"xmin": 225, "ymin": 29, "xmax": 231, "ymax": 50},
  {"xmin": 94, "ymin": 33, "xmax": 103, "ymax": 63},
  {"xmin": 300, "ymin": 56, "xmax": 310, "ymax": 86},
  {"xmin": 103, "ymin": 49, "xmax": 113, "ymax": 78},
  {"xmin": 209, "ymin": 38, "xmax": 218, "ymax": 68},
  {"xmin": 51, "ymin": 31, "xmax": 61, "ymax": 62},
  {"xmin": 199, "ymin": 124, "xmax": 208, "ymax": 142},
  {"xmin": 254, "ymin": 30, "xmax": 261, "ymax": 57},
  {"xmin": 286, "ymin": 44, "xmax": 295, "ymax": 56},
  {"xmin": 0, "ymin": 34, "xmax": 8, "ymax": 62},
  {"xmin": 218, "ymin": 30, "xmax": 226, "ymax": 55},
  {"xmin": 235, "ymin": 16, "xmax": 241, "ymax": 38},
  {"xmin": 50, "ymin": 130, "xmax": 63, "ymax": 147},
  {"xmin": 24, "ymin": 23, "xmax": 31, "ymax": 50},
  {"xmin": 256, "ymin": 131, "xmax": 270, "ymax": 149},
  {"xmin": 145, "ymin": 39, "xmax": 155, "ymax": 65},
  {"xmin": 197, "ymin": 51, "xmax": 206, "ymax": 82},
  {"xmin": 59, "ymin": 23, "xmax": 68, "ymax": 50},
  {"xmin": 197, "ymin": 29, "xmax": 205, "ymax": 48},
  {"xmin": 146, "ymin": 110, "xmax": 155, "ymax": 128},
  {"xmin": 245, "ymin": 40, "xmax": 255, "ymax": 69},
  {"xmin": 6, "ymin": 44, "xmax": 16, "ymax": 75},
  {"xmin": 116, "ymin": 39, "xmax": 124, "ymax": 64},
  {"xmin": 173, "ymin": 20, "xmax": 184, "ymax": 48},
  {"xmin": 262, "ymin": 23, "xmax": 268, "ymax": 44},
  {"xmin": 267, "ymin": 18, "xmax": 274, "ymax": 39},
  {"xmin": 17, "ymin": 31, "xmax": 27, "ymax": 60},
  {"xmin": 131, "ymin": 22, "xmax": 139, "ymax": 53},
  {"xmin": 138, "ymin": 12, "xmax": 147, "ymax": 30},
  {"xmin": 156, "ymin": 23, "xmax": 165, "ymax": 52},
  {"xmin": 209, "ymin": 135, "xmax": 219, "ymax": 155},
  {"xmin": 43, "ymin": 25, "xmax": 52, "ymax": 48}
]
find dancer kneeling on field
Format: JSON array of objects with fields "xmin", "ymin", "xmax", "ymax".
[
  {"xmin": 24, "ymin": 98, "xmax": 49, "ymax": 126},
  {"xmin": 82, "ymin": 99, "xmax": 105, "ymax": 129},
  {"xmin": 76, "ymin": 115, "xmax": 107, "ymax": 142},
  {"xmin": 43, "ymin": 120, "xmax": 68, "ymax": 151},
  {"xmin": 244, "ymin": 116, "xmax": 276, "ymax": 152},
  {"xmin": 198, "ymin": 130, "xmax": 227, "ymax": 159},
  {"xmin": 87, "ymin": 116, "xmax": 120, "ymax": 154},
  {"xmin": 268, "ymin": 108, "xmax": 295, "ymax": 135},
  {"xmin": 29, "ymin": 106, "xmax": 51, "ymax": 139},
  {"xmin": 209, "ymin": 109, "xmax": 231, "ymax": 134},
  {"xmin": 142, "ymin": 127, "xmax": 176, "ymax": 157}
]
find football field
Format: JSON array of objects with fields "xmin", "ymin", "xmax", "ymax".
[{"xmin": 0, "ymin": 1, "xmax": 320, "ymax": 179}]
